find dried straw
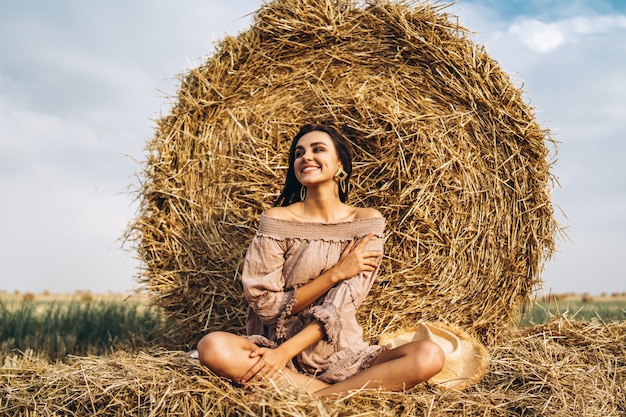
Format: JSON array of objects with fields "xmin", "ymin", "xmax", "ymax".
[
  {"xmin": 2, "ymin": 319, "xmax": 624, "ymax": 416},
  {"xmin": 126, "ymin": 0, "xmax": 558, "ymax": 346}
]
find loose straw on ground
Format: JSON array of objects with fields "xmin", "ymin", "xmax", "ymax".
[{"xmin": 2, "ymin": 319, "xmax": 624, "ymax": 416}]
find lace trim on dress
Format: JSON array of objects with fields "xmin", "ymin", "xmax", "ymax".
[
  {"xmin": 302, "ymin": 303, "xmax": 342, "ymax": 344},
  {"xmin": 357, "ymin": 344, "xmax": 390, "ymax": 372},
  {"xmin": 245, "ymin": 334, "xmax": 278, "ymax": 349},
  {"xmin": 318, "ymin": 344, "xmax": 389, "ymax": 383},
  {"xmin": 275, "ymin": 285, "xmax": 299, "ymax": 340}
]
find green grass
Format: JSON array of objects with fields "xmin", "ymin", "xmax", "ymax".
[
  {"xmin": 519, "ymin": 299, "xmax": 626, "ymax": 325},
  {"xmin": 0, "ymin": 299, "xmax": 179, "ymax": 361},
  {"xmin": 2, "ymin": 296, "xmax": 624, "ymax": 362}
]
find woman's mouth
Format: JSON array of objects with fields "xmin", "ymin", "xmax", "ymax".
[{"xmin": 302, "ymin": 166, "xmax": 319, "ymax": 174}]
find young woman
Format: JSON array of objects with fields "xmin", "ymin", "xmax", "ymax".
[{"xmin": 197, "ymin": 124, "xmax": 444, "ymax": 395}]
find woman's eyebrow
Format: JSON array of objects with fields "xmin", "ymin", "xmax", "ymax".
[{"xmin": 296, "ymin": 142, "xmax": 328, "ymax": 149}]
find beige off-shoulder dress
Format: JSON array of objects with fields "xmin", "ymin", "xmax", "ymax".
[{"xmin": 242, "ymin": 213, "xmax": 387, "ymax": 383}]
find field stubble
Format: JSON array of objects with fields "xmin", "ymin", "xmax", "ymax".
[
  {"xmin": 1, "ymin": 290, "xmax": 624, "ymax": 362},
  {"xmin": 0, "ymin": 291, "xmax": 180, "ymax": 362}
]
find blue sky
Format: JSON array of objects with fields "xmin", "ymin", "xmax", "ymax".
[{"xmin": 1, "ymin": 1, "xmax": 624, "ymax": 295}]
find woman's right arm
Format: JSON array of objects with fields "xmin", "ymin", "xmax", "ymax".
[{"xmin": 290, "ymin": 232, "xmax": 382, "ymax": 314}]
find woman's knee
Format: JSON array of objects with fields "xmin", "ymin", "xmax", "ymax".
[
  {"xmin": 408, "ymin": 341, "xmax": 445, "ymax": 380},
  {"xmin": 197, "ymin": 331, "xmax": 257, "ymax": 381},
  {"xmin": 196, "ymin": 331, "xmax": 233, "ymax": 369},
  {"xmin": 418, "ymin": 341, "xmax": 445, "ymax": 377}
]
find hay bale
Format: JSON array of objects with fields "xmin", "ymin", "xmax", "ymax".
[
  {"xmin": 127, "ymin": 0, "xmax": 557, "ymax": 344},
  {"xmin": 3, "ymin": 319, "xmax": 624, "ymax": 416}
]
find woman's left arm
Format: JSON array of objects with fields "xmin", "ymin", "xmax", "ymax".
[
  {"xmin": 341, "ymin": 233, "xmax": 385, "ymax": 308},
  {"xmin": 239, "ymin": 321, "xmax": 324, "ymax": 385},
  {"xmin": 298, "ymin": 231, "xmax": 384, "ymax": 344}
]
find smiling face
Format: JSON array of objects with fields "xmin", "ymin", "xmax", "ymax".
[
  {"xmin": 276, "ymin": 124, "xmax": 353, "ymax": 206},
  {"xmin": 293, "ymin": 130, "xmax": 343, "ymax": 188}
]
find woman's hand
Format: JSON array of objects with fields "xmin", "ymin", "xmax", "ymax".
[
  {"xmin": 331, "ymin": 233, "xmax": 382, "ymax": 282},
  {"xmin": 239, "ymin": 346, "xmax": 292, "ymax": 386},
  {"xmin": 290, "ymin": 234, "xmax": 382, "ymax": 315}
]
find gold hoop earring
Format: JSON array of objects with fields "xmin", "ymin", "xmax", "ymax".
[
  {"xmin": 334, "ymin": 168, "xmax": 348, "ymax": 194},
  {"xmin": 300, "ymin": 186, "xmax": 306, "ymax": 201}
]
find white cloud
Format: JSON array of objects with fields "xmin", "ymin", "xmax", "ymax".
[
  {"xmin": 509, "ymin": 19, "xmax": 566, "ymax": 52},
  {"xmin": 569, "ymin": 14, "xmax": 626, "ymax": 34},
  {"xmin": 509, "ymin": 15, "xmax": 626, "ymax": 53}
]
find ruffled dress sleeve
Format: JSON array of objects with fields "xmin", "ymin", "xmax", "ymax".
[{"xmin": 242, "ymin": 233, "xmax": 296, "ymax": 327}]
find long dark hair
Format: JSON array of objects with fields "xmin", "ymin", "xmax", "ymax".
[{"xmin": 275, "ymin": 124, "xmax": 353, "ymax": 206}]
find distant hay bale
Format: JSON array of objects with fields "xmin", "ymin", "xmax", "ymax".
[
  {"xmin": 21, "ymin": 292, "xmax": 35, "ymax": 302},
  {"xmin": 128, "ymin": 0, "xmax": 558, "ymax": 344},
  {"xmin": 2, "ymin": 319, "xmax": 624, "ymax": 416}
]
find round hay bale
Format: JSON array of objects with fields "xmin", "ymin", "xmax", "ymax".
[{"xmin": 129, "ymin": 0, "xmax": 557, "ymax": 345}]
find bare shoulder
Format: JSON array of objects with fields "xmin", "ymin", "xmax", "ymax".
[
  {"xmin": 353, "ymin": 207, "xmax": 384, "ymax": 220},
  {"xmin": 263, "ymin": 205, "xmax": 298, "ymax": 220}
]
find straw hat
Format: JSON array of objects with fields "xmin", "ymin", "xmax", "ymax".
[{"xmin": 379, "ymin": 321, "xmax": 489, "ymax": 390}]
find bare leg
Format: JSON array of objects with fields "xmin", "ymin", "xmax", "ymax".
[
  {"xmin": 314, "ymin": 341, "xmax": 444, "ymax": 396},
  {"xmin": 197, "ymin": 331, "xmax": 329, "ymax": 393}
]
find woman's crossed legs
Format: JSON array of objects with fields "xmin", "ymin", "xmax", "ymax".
[{"xmin": 197, "ymin": 331, "xmax": 444, "ymax": 395}]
